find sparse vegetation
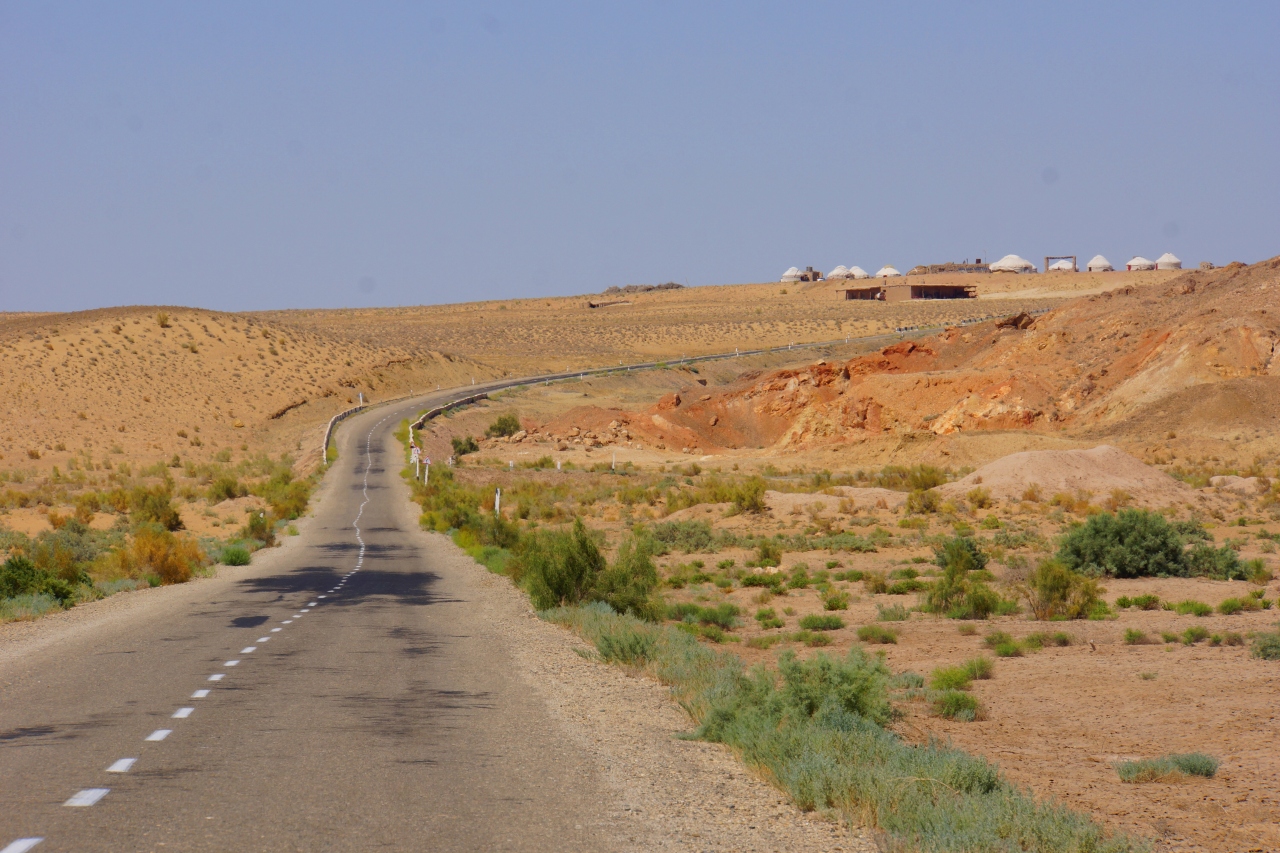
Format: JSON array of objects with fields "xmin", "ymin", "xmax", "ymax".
[
  {"xmin": 1018, "ymin": 558, "xmax": 1103, "ymax": 620},
  {"xmin": 486, "ymin": 413, "xmax": 522, "ymax": 438},
  {"xmin": 856, "ymin": 624, "xmax": 897, "ymax": 644},
  {"xmin": 1115, "ymin": 753, "xmax": 1219, "ymax": 783},
  {"xmin": 550, "ymin": 603, "xmax": 1137, "ymax": 851},
  {"xmin": 798, "ymin": 613, "xmax": 845, "ymax": 631}
]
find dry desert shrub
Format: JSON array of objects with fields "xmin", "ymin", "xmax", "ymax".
[{"xmin": 95, "ymin": 525, "xmax": 202, "ymax": 584}]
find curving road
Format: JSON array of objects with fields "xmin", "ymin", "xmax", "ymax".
[{"xmin": 0, "ymin": 392, "xmax": 622, "ymax": 852}]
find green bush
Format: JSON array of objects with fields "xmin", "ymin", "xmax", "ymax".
[
  {"xmin": 1115, "ymin": 753, "xmax": 1219, "ymax": 782},
  {"xmin": 240, "ymin": 510, "xmax": 276, "ymax": 547},
  {"xmin": 876, "ymin": 603, "xmax": 910, "ymax": 621},
  {"xmin": 755, "ymin": 607, "xmax": 785, "ymax": 629},
  {"xmin": 755, "ymin": 539, "xmax": 782, "ymax": 567},
  {"xmin": 596, "ymin": 625, "xmax": 655, "ymax": 665},
  {"xmin": 1251, "ymin": 631, "xmax": 1280, "ymax": 660},
  {"xmin": 931, "ymin": 665, "xmax": 972, "ymax": 691},
  {"xmin": 933, "ymin": 689, "xmax": 983, "ymax": 721},
  {"xmin": 0, "ymin": 592, "xmax": 65, "ymax": 622},
  {"xmin": 1018, "ymin": 558, "xmax": 1103, "ymax": 620},
  {"xmin": 590, "ymin": 536, "xmax": 662, "ymax": 620},
  {"xmin": 668, "ymin": 601, "xmax": 740, "ymax": 630},
  {"xmin": 486, "ymin": 413, "xmax": 522, "ymax": 438},
  {"xmin": 1184, "ymin": 543, "xmax": 1246, "ymax": 580},
  {"xmin": 1057, "ymin": 509, "xmax": 1185, "ymax": 578},
  {"xmin": 787, "ymin": 564, "xmax": 810, "ymax": 589},
  {"xmin": 451, "ymin": 435, "xmax": 479, "ymax": 456},
  {"xmin": 254, "ymin": 463, "xmax": 312, "ymax": 520},
  {"xmin": 208, "ymin": 474, "xmax": 247, "ymax": 503},
  {"xmin": 220, "ymin": 545, "xmax": 251, "ymax": 566},
  {"xmin": 741, "ymin": 572, "xmax": 785, "ymax": 592},
  {"xmin": 1171, "ymin": 599, "xmax": 1212, "ymax": 617},
  {"xmin": 906, "ymin": 488, "xmax": 940, "ymax": 514},
  {"xmin": 1123, "ymin": 628, "xmax": 1151, "ymax": 645},
  {"xmin": 0, "ymin": 555, "xmax": 75, "ymax": 604},
  {"xmin": 1116, "ymin": 593, "xmax": 1160, "ymax": 610},
  {"xmin": 798, "ymin": 614, "xmax": 845, "ymax": 631},
  {"xmin": 934, "ymin": 536, "xmax": 989, "ymax": 573},
  {"xmin": 856, "ymin": 625, "xmax": 897, "ymax": 644},
  {"xmin": 822, "ymin": 590, "xmax": 850, "ymax": 611},
  {"xmin": 922, "ymin": 536, "xmax": 1004, "ymax": 619},
  {"xmin": 518, "ymin": 519, "xmax": 606, "ymax": 610},
  {"xmin": 1182, "ymin": 626, "xmax": 1209, "ymax": 645},
  {"xmin": 1245, "ymin": 558, "xmax": 1274, "ymax": 585},
  {"xmin": 129, "ymin": 485, "xmax": 184, "ymax": 531},
  {"xmin": 648, "ymin": 519, "xmax": 715, "ymax": 554}
]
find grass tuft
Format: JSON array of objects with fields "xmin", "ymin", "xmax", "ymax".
[
  {"xmin": 1115, "ymin": 753, "xmax": 1219, "ymax": 783},
  {"xmin": 798, "ymin": 613, "xmax": 845, "ymax": 631},
  {"xmin": 856, "ymin": 625, "xmax": 898, "ymax": 644}
]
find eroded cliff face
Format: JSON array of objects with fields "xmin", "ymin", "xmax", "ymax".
[{"xmin": 622, "ymin": 257, "xmax": 1280, "ymax": 453}]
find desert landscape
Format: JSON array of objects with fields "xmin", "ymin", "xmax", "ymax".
[{"xmin": 4, "ymin": 261, "xmax": 1279, "ymax": 852}]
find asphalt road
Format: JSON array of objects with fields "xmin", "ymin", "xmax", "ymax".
[{"xmin": 0, "ymin": 394, "xmax": 622, "ymax": 852}]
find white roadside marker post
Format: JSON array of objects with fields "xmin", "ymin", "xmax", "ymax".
[{"xmin": 494, "ymin": 487, "xmax": 501, "ymax": 514}]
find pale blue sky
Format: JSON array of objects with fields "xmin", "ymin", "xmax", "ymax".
[{"xmin": 1, "ymin": 2, "xmax": 1277, "ymax": 311}]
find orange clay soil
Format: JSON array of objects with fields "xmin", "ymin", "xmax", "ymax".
[{"xmin": 523, "ymin": 258, "xmax": 1280, "ymax": 479}]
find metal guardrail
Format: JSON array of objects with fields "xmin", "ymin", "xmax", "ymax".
[{"xmin": 327, "ymin": 304, "xmax": 1058, "ymax": 455}]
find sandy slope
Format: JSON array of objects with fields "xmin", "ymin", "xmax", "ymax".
[{"xmin": 0, "ymin": 306, "xmax": 494, "ymax": 478}]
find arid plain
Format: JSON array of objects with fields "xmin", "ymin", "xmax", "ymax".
[{"xmin": 4, "ymin": 262, "xmax": 1279, "ymax": 852}]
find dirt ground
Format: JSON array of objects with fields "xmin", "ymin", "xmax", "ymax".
[{"xmin": 420, "ymin": 346, "xmax": 1280, "ymax": 853}]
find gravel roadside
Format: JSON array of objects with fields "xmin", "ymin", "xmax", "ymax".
[{"xmin": 420, "ymin": 530, "xmax": 876, "ymax": 852}]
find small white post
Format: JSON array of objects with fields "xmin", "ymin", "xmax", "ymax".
[
  {"xmin": 358, "ymin": 392, "xmax": 364, "ymax": 405},
  {"xmin": 494, "ymin": 487, "xmax": 501, "ymax": 514},
  {"xmin": 556, "ymin": 459, "xmax": 561, "ymax": 471},
  {"xmin": 611, "ymin": 450, "xmax": 616, "ymax": 470},
  {"xmin": 424, "ymin": 461, "xmax": 429, "ymax": 483}
]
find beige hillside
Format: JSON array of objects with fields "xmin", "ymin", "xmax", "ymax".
[
  {"xmin": 936, "ymin": 445, "xmax": 1202, "ymax": 508},
  {"xmin": 0, "ymin": 306, "xmax": 494, "ymax": 478}
]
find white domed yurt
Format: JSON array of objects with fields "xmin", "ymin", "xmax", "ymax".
[
  {"xmin": 1086, "ymin": 255, "xmax": 1113, "ymax": 272},
  {"xmin": 1126, "ymin": 256, "xmax": 1155, "ymax": 271},
  {"xmin": 847, "ymin": 266, "xmax": 870, "ymax": 279},
  {"xmin": 1048, "ymin": 258, "xmax": 1077, "ymax": 272},
  {"xmin": 827, "ymin": 265, "xmax": 850, "ymax": 280},
  {"xmin": 1156, "ymin": 252, "xmax": 1182, "ymax": 270},
  {"xmin": 989, "ymin": 254, "xmax": 1036, "ymax": 273},
  {"xmin": 780, "ymin": 266, "xmax": 803, "ymax": 282},
  {"xmin": 875, "ymin": 265, "xmax": 902, "ymax": 278}
]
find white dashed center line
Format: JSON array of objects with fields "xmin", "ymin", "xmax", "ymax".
[
  {"xmin": 64, "ymin": 788, "xmax": 109, "ymax": 807},
  {"xmin": 256, "ymin": 637, "xmax": 270, "ymax": 643},
  {"xmin": 145, "ymin": 729, "xmax": 171, "ymax": 742},
  {"xmin": 208, "ymin": 673, "xmax": 225, "ymax": 682},
  {"xmin": 192, "ymin": 689, "xmax": 210, "ymax": 699},
  {"xmin": 106, "ymin": 759, "xmax": 136, "ymax": 773},
  {"xmin": 270, "ymin": 627, "xmax": 282, "ymax": 632},
  {"xmin": 1, "ymin": 838, "xmax": 44, "ymax": 853},
  {"xmin": 281, "ymin": 620, "xmax": 292, "ymax": 625},
  {"xmin": 172, "ymin": 707, "xmax": 194, "ymax": 719},
  {"xmin": 224, "ymin": 660, "xmax": 240, "ymax": 667},
  {"xmin": 241, "ymin": 646, "xmax": 256, "ymax": 654}
]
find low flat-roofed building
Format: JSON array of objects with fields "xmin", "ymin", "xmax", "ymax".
[{"xmin": 837, "ymin": 283, "xmax": 976, "ymax": 301}]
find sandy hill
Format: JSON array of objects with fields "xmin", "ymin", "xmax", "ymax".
[
  {"xmin": 935, "ymin": 446, "xmax": 1201, "ymax": 508},
  {"xmin": 571, "ymin": 258, "xmax": 1279, "ymax": 474},
  {"xmin": 0, "ymin": 306, "xmax": 493, "ymax": 476}
]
